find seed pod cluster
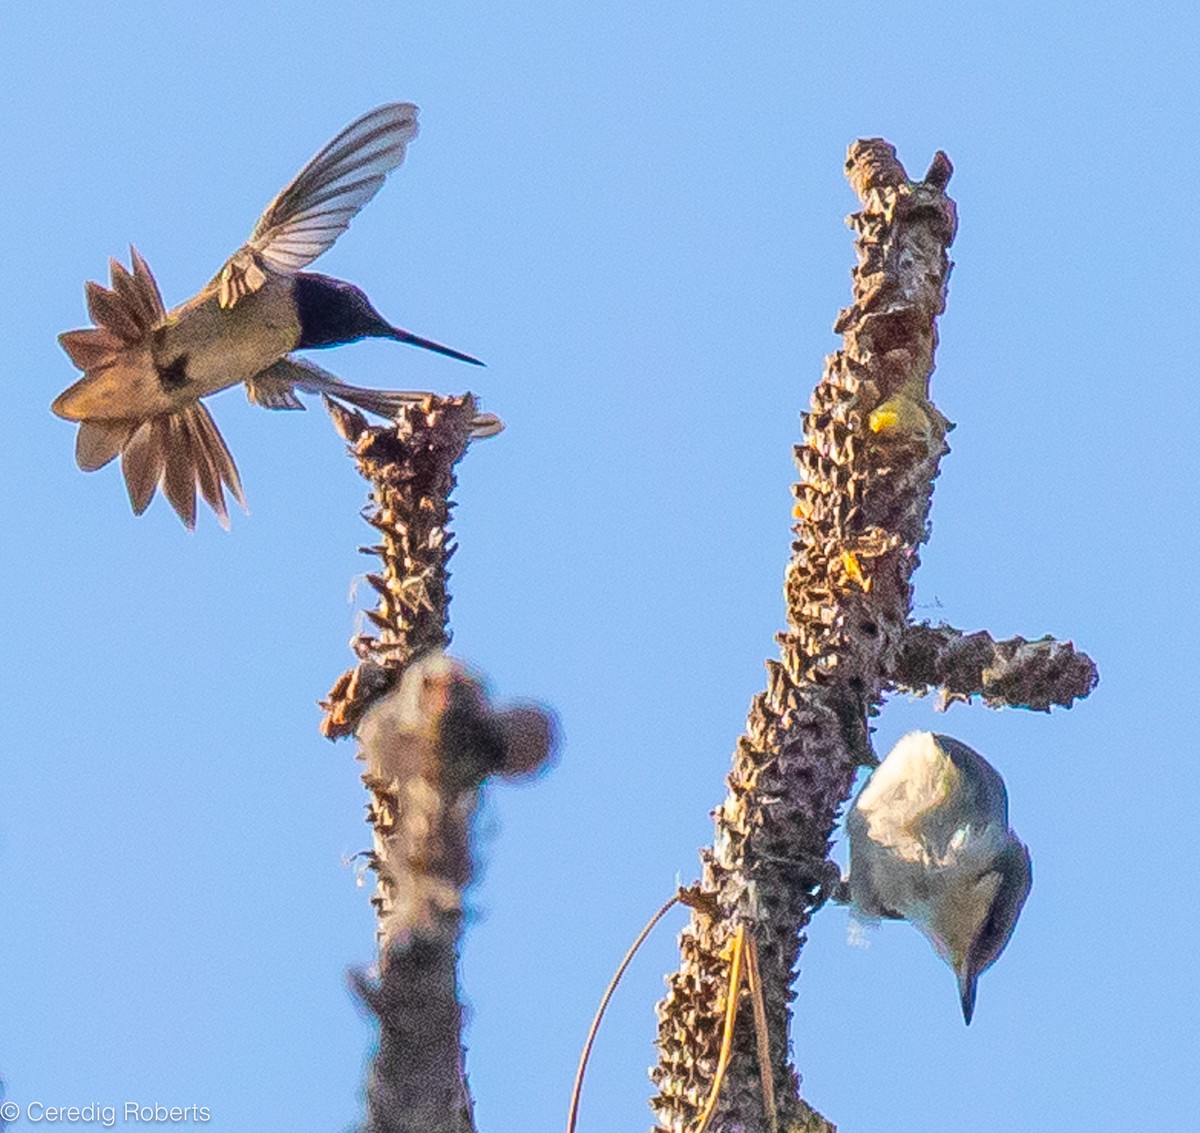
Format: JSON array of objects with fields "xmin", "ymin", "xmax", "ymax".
[{"xmin": 890, "ymin": 624, "xmax": 1098, "ymax": 711}]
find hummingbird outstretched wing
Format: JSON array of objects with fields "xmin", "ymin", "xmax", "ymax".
[
  {"xmin": 246, "ymin": 357, "xmax": 505, "ymax": 438},
  {"xmin": 216, "ymin": 103, "xmax": 420, "ymax": 309}
]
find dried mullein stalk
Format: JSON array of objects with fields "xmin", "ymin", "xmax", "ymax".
[
  {"xmin": 649, "ymin": 144, "xmax": 1096, "ymax": 1133},
  {"xmin": 320, "ymin": 395, "xmax": 555, "ymax": 1133}
]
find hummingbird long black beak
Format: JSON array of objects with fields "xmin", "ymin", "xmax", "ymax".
[
  {"xmin": 52, "ymin": 103, "xmax": 499, "ymax": 529},
  {"xmin": 289, "ymin": 272, "xmax": 483, "ymax": 365},
  {"xmin": 389, "ymin": 327, "xmax": 483, "ymax": 366}
]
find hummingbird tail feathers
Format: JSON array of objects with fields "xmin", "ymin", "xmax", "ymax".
[
  {"xmin": 67, "ymin": 249, "xmax": 167, "ymax": 354},
  {"xmin": 75, "ymin": 421, "xmax": 136, "ymax": 471},
  {"xmin": 92, "ymin": 403, "xmax": 244, "ymax": 529},
  {"xmin": 60, "ymin": 251, "xmax": 245, "ymax": 528}
]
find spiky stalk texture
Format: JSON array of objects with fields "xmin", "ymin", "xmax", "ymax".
[
  {"xmin": 321, "ymin": 394, "xmax": 479, "ymax": 741},
  {"xmin": 890, "ymin": 624, "xmax": 1098, "ymax": 711},
  {"xmin": 321, "ymin": 395, "xmax": 482, "ymax": 1133},
  {"xmin": 320, "ymin": 395, "xmax": 553, "ymax": 1133},
  {"xmin": 649, "ymin": 143, "xmax": 1097, "ymax": 1132}
]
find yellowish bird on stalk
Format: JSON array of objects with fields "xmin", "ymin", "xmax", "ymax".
[
  {"xmin": 867, "ymin": 375, "xmax": 947, "ymax": 445},
  {"xmin": 52, "ymin": 104, "xmax": 496, "ymax": 528}
]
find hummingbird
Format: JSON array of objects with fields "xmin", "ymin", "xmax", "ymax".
[{"xmin": 52, "ymin": 103, "xmax": 496, "ymax": 528}]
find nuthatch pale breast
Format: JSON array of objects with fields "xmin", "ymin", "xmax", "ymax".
[{"xmin": 845, "ymin": 731, "xmax": 1032, "ymax": 1024}]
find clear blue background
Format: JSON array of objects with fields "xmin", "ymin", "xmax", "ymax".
[{"xmin": 1, "ymin": 2, "xmax": 1194, "ymax": 1130}]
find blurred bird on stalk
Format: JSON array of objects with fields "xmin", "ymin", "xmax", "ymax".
[
  {"xmin": 867, "ymin": 375, "xmax": 946, "ymax": 445},
  {"xmin": 52, "ymin": 103, "xmax": 498, "ymax": 528}
]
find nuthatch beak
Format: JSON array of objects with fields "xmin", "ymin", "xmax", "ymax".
[{"xmin": 844, "ymin": 731, "xmax": 1032, "ymax": 1024}]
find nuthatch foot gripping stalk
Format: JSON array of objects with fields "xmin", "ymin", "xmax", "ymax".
[{"xmin": 844, "ymin": 731, "xmax": 1032, "ymax": 1024}]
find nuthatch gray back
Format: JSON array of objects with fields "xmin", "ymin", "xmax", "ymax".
[{"xmin": 845, "ymin": 731, "xmax": 1032, "ymax": 1024}]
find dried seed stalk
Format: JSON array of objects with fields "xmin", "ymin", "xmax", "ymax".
[
  {"xmin": 321, "ymin": 394, "xmax": 480, "ymax": 741},
  {"xmin": 321, "ymin": 395, "xmax": 483, "ymax": 1133},
  {"xmin": 649, "ymin": 143, "xmax": 1096, "ymax": 1133},
  {"xmin": 890, "ymin": 623, "xmax": 1098, "ymax": 710},
  {"xmin": 319, "ymin": 395, "xmax": 553, "ymax": 1133}
]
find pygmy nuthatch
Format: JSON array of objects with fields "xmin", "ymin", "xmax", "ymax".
[{"xmin": 845, "ymin": 731, "xmax": 1032, "ymax": 1024}]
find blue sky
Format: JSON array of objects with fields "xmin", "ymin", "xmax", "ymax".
[{"xmin": 1, "ymin": 2, "xmax": 1196, "ymax": 1130}]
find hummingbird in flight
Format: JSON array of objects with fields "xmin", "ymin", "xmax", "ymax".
[{"xmin": 52, "ymin": 103, "xmax": 496, "ymax": 528}]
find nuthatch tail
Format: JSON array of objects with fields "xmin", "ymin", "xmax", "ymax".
[{"xmin": 845, "ymin": 731, "xmax": 1032, "ymax": 1024}]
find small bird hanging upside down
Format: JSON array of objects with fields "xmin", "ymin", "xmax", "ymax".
[
  {"xmin": 52, "ymin": 103, "xmax": 498, "ymax": 528},
  {"xmin": 844, "ymin": 731, "xmax": 1032, "ymax": 1024}
]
